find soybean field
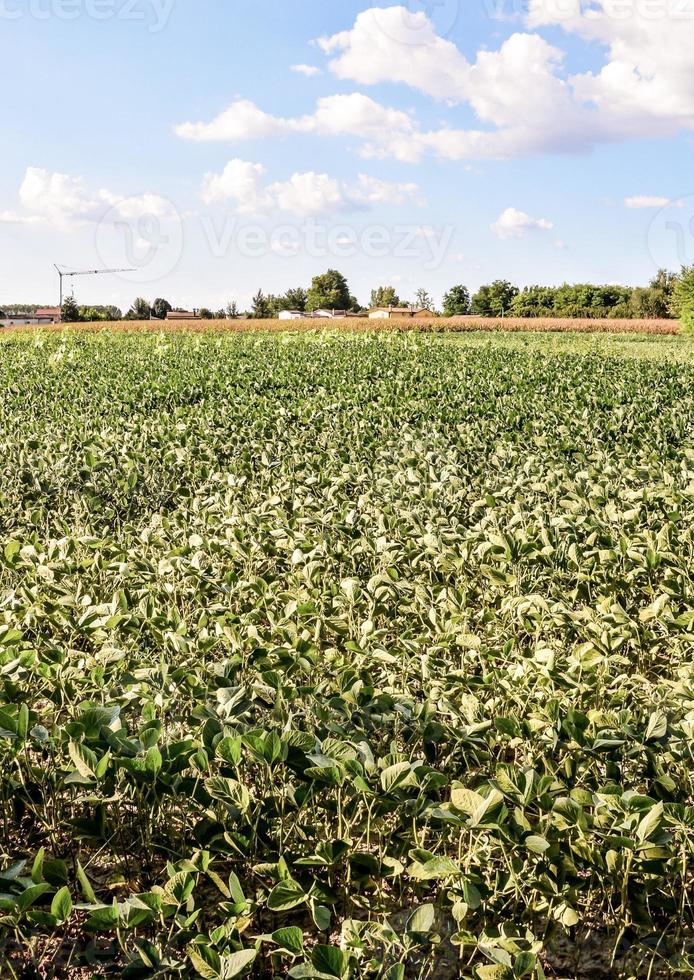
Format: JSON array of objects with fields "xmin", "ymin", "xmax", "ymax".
[{"xmin": 0, "ymin": 331, "xmax": 693, "ymax": 979}]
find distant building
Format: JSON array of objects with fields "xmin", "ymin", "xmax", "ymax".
[
  {"xmin": 35, "ymin": 307, "xmax": 61, "ymax": 324},
  {"xmin": 368, "ymin": 307, "xmax": 431, "ymax": 319},
  {"xmin": 0, "ymin": 313, "xmax": 40, "ymax": 327},
  {"xmin": 277, "ymin": 309, "xmax": 361, "ymax": 320},
  {"xmin": 166, "ymin": 311, "xmax": 201, "ymax": 321}
]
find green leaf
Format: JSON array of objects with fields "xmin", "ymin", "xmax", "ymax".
[
  {"xmin": 525, "ymin": 835, "xmax": 551, "ymax": 854},
  {"xmin": 76, "ymin": 860, "xmax": 97, "ymax": 904},
  {"xmin": 220, "ymin": 949, "xmax": 257, "ymax": 978},
  {"xmin": 451, "ymin": 787, "xmax": 485, "ymax": 815},
  {"xmin": 68, "ymin": 741, "xmax": 97, "ymax": 779},
  {"xmin": 272, "ymin": 926, "xmax": 304, "ymax": 954},
  {"xmin": 311, "ymin": 945, "xmax": 349, "ymax": 978},
  {"xmin": 407, "ymin": 903, "xmax": 436, "ymax": 934},
  {"xmin": 637, "ymin": 802, "xmax": 664, "ymax": 843},
  {"xmin": 50, "ymin": 886, "xmax": 72, "ymax": 923},
  {"xmin": 267, "ymin": 879, "xmax": 307, "ymax": 911},
  {"xmin": 17, "ymin": 883, "xmax": 51, "ymax": 912},
  {"xmin": 380, "ymin": 761, "xmax": 412, "ymax": 793}
]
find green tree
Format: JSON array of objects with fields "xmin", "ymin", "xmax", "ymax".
[
  {"xmin": 226, "ymin": 301, "xmax": 240, "ymax": 319},
  {"xmin": 307, "ymin": 270, "xmax": 352, "ymax": 312},
  {"xmin": 199, "ymin": 308, "xmax": 214, "ymax": 319},
  {"xmin": 126, "ymin": 298, "xmax": 152, "ymax": 320},
  {"xmin": 252, "ymin": 290, "xmax": 271, "ymax": 319},
  {"xmin": 672, "ymin": 265, "xmax": 694, "ymax": 332},
  {"xmin": 283, "ymin": 287, "xmax": 308, "ymax": 312},
  {"xmin": 471, "ymin": 280, "xmax": 519, "ymax": 317},
  {"xmin": 370, "ymin": 285, "xmax": 401, "ymax": 309},
  {"xmin": 151, "ymin": 298, "xmax": 172, "ymax": 320},
  {"xmin": 442, "ymin": 285, "xmax": 471, "ymax": 317},
  {"xmin": 415, "ymin": 288, "xmax": 435, "ymax": 311},
  {"xmin": 60, "ymin": 295, "xmax": 81, "ymax": 322}
]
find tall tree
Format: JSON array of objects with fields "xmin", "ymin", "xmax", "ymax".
[
  {"xmin": 226, "ymin": 301, "xmax": 240, "ymax": 319},
  {"xmin": 252, "ymin": 290, "xmax": 271, "ymax": 319},
  {"xmin": 283, "ymin": 287, "xmax": 308, "ymax": 312},
  {"xmin": 672, "ymin": 265, "xmax": 694, "ymax": 332},
  {"xmin": 442, "ymin": 285, "xmax": 471, "ymax": 317},
  {"xmin": 151, "ymin": 298, "xmax": 172, "ymax": 320},
  {"xmin": 370, "ymin": 285, "xmax": 401, "ymax": 309},
  {"xmin": 471, "ymin": 281, "xmax": 519, "ymax": 317},
  {"xmin": 126, "ymin": 297, "xmax": 152, "ymax": 320},
  {"xmin": 306, "ymin": 270, "xmax": 351, "ymax": 312},
  {"xmin": 60, "ymin": 295, "xmax": 81, "ymax": 322},
  {"xmin": 415, "ymin": 288, "xmax": 435, "ymax": 312}
]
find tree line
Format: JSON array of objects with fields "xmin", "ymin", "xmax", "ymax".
[{"xmin": 4, "ymin": 266, "xmax": 693, "ymax": 327}]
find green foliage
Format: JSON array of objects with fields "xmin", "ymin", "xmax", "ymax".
[
  {"xmin": 442, "ymin": 284, "xmax": 471, "ymax": 317},
  {"xmin": 0, "ymin": 331, "xmax": 692, "ymax": 977},
  {"xmin": 472, "ymin": 280, "xmax": 519, "ymax": 317},
  {"xmin": 370, "ymin": 285, "xmax": 401, "ymax": 309},
  {"xmin": 126, "ymin": 297, "xmax": 152, "ymax": 320},
  {"xmin": 151, "ymin": 298, "xmax": 173, "ymax": 320},
  {"xmin": 60, "ymin": 295, "xmax": 81, "ymax": 322},
  {"xmin": 251, "ymin": 289, "xmax": 271, "ymax": 319},
  {"xmin": 672, "ymin": 265, "xmax": 694, "ymax": 332},
  {"xmin": 307, "ymin": 269, "xmax": 352, "ymax": 312}
]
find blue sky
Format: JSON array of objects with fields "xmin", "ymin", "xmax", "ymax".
[{"xmin": 2, "ymin": 0, "xmax": 693, "ymax": 312}]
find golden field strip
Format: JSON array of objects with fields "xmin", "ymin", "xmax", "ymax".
[{"xmin": 2, "ymin": 316, "xmax": 682, "ymax": 335}]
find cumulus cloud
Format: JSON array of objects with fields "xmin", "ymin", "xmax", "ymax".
[
  {"xmin": 291, "ymin": 64, "xmax": 322, "ymax": 77},
  {"xmin": 12, "ymin": 167, "xmax": 174, "ymax": 228},
  {"xmin": 491, "ymin": 207, "xmax": 554, "ymax": 239},
  {"xmin": 176, "ymin": 92, "xmax": 414, "ymax": 147},
  {"xmin": 625, "ymin": 195, "xmax": 676, "ymax": 209},
  {"xmin": 201, "ymin": 159, "xmax": 421, "ymax": 217},
  {"xmin": 314, "ymin": 4, "xmax": 694, "ymax": 160}
]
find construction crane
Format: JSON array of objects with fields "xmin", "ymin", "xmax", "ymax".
[{"xmin": 54, "ymin": 264, "xmax": 135, "ymax": 312}]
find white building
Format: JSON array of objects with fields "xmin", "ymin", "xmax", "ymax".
[
  {"xmin": 368, "ymin": 307, "xmax": 430, "ymax": 320},
  {"xmin": 0, "ymin": 314, "xmax": 40, "ymax": 327},
  {"xmin": 278, "ymin": 310, "xmax": 305, "ymax": 320}
]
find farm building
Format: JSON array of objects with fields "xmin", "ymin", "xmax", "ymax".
[
  {"xmin": 277, "ymin": 309, "xmax": 362, "ymax": 320},
  {"xmin": 166, "ymin": 311, "xmax": 201, "ymax": 321},
  {"xmin": 0, "ymin": 312, "xmax": 40, "ymax": 327},
  {"xmin": 368, "ymin": 307, "xmax": 431, "ymax": 319},
  {"xmin": 35, "ymin": 307, "xmax": 61, "ymax": 324}
]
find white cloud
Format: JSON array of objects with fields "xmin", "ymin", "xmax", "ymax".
[
  {"xmin": 0, "ymin": 209, "xmax": 44, "ymax": 225},
  {"xmin": 624, "ymin": 195, "xmax": 675, "ymax": 209},
  {"xmin": 200, "ymin": 160, "xmax": 421, "ymax": 217},
  {"xmin": 491, "ymin": 207, "xmax": 554, "ymax": 240},
  {"xmin": 13, "ymin": 167, "xmax": 174, "ymax": 228},
  {"xmin": 291, "ymin": 64, "xmax": 322, "ymax": 77},
  {"xmin": 313, "ymin": 4, "xmax": 694, "ymax": 161},
  {"xmin": 269, "ymin": 172, "xmax": 346, "ymax": 216},
  {"xmin": 201, "ymin": 159, "xmax": 269, "ymax": 212},
  {"xmin": 528, "ymin": 0, "xmax": 694, "ymax": 138},
  {"xmin": 176, "ymin": 92, "xmax": 414, "ymax": 146}
]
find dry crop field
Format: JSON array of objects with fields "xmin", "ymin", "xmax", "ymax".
[
  {"xmin": 4, "ymin": 316, "xmax": 681, "ymax": 336},
  {"xmin": 0, "ymin": 330, "xmax": 692, "ymax": 979}
]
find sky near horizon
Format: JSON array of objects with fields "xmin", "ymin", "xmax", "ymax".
[{"xmin": 1, "ymin": 0, "xmax": 694, "ymax": 312}]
